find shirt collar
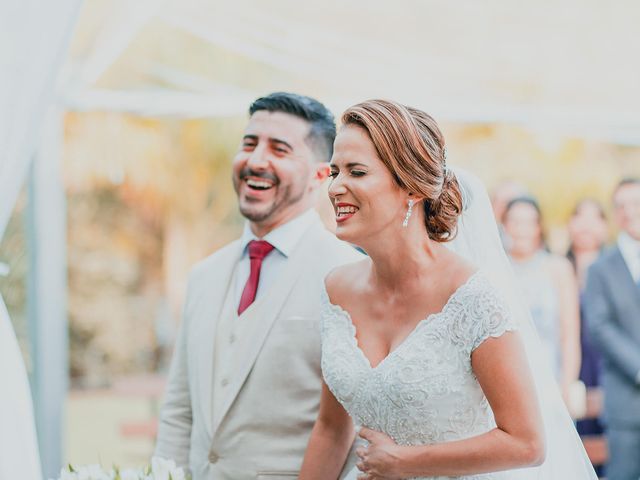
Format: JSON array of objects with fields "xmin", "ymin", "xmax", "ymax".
[
  {"xmin": 618, "ymin": 231, "xmax": 640, "ymax": 262},
  {"xmin": 239, "ymin": 209, "xmax": 320, "ymax": 258}
]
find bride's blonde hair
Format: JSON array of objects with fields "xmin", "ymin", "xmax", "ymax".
[{"xmin": 342, "ymin": 99, "xmax": 463, "ymax": 242}]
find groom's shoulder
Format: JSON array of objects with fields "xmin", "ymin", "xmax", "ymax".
[
  {"xmin": 307, "ymin": 223, "xmax": 364, "ymax": 266},
  {"xmin": 189, "ymin": 239, "xmax": 242, "ymax": 279}
]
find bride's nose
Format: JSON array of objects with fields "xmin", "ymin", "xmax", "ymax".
[{"xmin": 328, "ymin": 173, "xmax": 347, "ymax": 198}]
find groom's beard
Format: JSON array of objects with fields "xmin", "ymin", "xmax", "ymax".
[{"xmin": 234, "ymin": 167, "xmax": 305, "ymax": 223}]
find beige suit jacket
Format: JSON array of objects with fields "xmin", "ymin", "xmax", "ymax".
[{"xmin": 155, "ymin": 217, "xmax": 362, "ymax": 479}]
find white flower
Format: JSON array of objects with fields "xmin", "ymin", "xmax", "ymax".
[
  {"xmin": 151, "ymin": 457, "xmax": 171, "ymax": 480},
  {"xmin": 55, "ymin": 464, "xmax": 111, "ymax": 480},
  {"xmin": 119, "ymin": 468, "xmax": 143, "ymax": 480},
  {"xmin": 54, "ymin": 458, "xmax": 187, "ymax": 480},
  {"xmin": 168, "ymin": 469, "xmax": 185, "ymax": 480},
  {"xmin": 151, "ymin": 457, "xmax": 185, "ymax": 480},
  {"xmin": 76, "ymin": 464, "xmax": 111, "ymax": 480},
  {"xmin": 57, "ymin": 469, "xmax": 79, "ymax": 480}
]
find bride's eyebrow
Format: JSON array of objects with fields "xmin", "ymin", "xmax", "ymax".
[{"xmin": 330, "ymin": 161, "xmax": 368, "ymax": 170}]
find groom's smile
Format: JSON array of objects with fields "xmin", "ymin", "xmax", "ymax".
[
  {"xmin": 239, "ymin": 171, "xmax": 279, "ymax": 200},
  {"xmin": 231, "ymin": 110, "xmax": 321, "ymax": 233}
]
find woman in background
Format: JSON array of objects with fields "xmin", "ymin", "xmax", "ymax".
[
  {"xmin": 503, "ymin": 197, "xmax": 581, "ymax": 406},
  {"xmin": 567, "ymin": 198, "xmax": 609, "ymax": 476},
  {"xmin": 567, "ymin": 199, "xmax": 608, "ymax": 288}
]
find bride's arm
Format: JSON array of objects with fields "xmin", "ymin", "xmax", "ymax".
[
  {"xmin": 300, "ymin": 381, "xmax": 355, "ymax": 479},
  {"xmin": 357, "ymin": 332, "xmax": 545, "ymax": 479}
]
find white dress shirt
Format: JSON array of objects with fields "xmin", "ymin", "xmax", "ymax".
[
  {"xmin": 617, "ymin": 232, "xmax": 640, "ymax": 284},
  {"xmin": 234, "ymin": 208, "xmax": 320, "ymax": 307}
]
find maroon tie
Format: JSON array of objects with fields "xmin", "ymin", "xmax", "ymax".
[{"xmin": 238, "ymin": 240, "xmax": 275, "ymax": 315}]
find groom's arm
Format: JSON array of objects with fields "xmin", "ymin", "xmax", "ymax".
[{"xmin": 154, "ymin": 286, "xmax": 194, "ymax": 468}]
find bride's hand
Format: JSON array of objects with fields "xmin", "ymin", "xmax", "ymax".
[{"xmin": 355, "ymin": 427, "xmax": 404, "ymax": 480}]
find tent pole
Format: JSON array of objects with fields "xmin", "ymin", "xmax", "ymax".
[{"xmin": 27, "ymin": 105, "xmax": 67, "ymax": 479}]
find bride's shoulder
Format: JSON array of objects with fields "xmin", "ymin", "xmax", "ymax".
[
  {"xmin": 457, "ymin": 273, "xmax": 518, "ymax": 351},
  {"xmin": 324, "ymin": 258, "xmax": 370, "ymax": 302},
  {"xmin": 453, "ymin": 269, "xmax": 507, "ymax": 314},
  {"xmin": 464, "ymin": 270, "xmax": 502, "ymax": 297},
  {"xmin": 440, "ymin": 252, "xmax": 481, "ymax": 294}
]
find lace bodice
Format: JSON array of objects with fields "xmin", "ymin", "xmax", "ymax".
[{"xmin": 321, "ymin": 272, "xmax": 518, "ymax": 480}]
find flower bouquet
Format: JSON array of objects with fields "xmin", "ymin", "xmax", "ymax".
[{"xmin": 53, "ymin": 457, "xmax": 189, "ymax": 480}]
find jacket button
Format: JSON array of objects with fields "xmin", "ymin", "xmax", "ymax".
[{"xmin": 209, "ymin": 452, "xmax": 219, "ymax": 463}]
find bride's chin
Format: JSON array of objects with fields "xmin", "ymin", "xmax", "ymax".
[{"xmin": 335, "ymin": 226, "xmax": 359, "ymax": 243}]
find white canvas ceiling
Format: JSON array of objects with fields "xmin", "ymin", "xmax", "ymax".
[{"xmin": 65, "ymin": 0, "xmax": 640, "ymax": 144}]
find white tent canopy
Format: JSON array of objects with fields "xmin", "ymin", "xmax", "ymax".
[{"xmin": 66, "ymin": 0, "xmax": 640, "ymax": 143}]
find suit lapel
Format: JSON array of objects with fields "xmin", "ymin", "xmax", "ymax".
[
  {"xmin": 195, "ymin": 242, "xmax": 242, "ymax": 438},
  {"xmin": 212, "ymin": 221, "xmax": 322, "ymax": 437},
  {"xmin": 608, "ymin": 246, "xmax": 640, "ymax": 307}
]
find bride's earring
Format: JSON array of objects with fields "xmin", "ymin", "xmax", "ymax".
[{"xmin": 402, "ymin": 199, "xmax": 414, "ymax": 228}]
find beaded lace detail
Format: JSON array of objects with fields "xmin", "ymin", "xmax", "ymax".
[{"xmin": 321, "ymin": 272, "xmax": 518, "ymax": 479}]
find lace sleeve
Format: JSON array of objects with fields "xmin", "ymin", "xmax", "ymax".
[{"xmin": 469, "ymin": 281, "xmax": 519, "ymax": 353}]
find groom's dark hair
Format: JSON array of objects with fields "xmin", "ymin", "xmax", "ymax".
[{"xmin": 249, "ymin": 92, "xmax": 336, "ymax": 162}]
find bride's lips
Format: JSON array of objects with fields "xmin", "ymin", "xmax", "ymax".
[{"xmin": 335, "ymin": 202, "xmax": 359, "ymax": 223}]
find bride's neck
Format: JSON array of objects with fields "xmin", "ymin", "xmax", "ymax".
[{"xmin": 363, "ymin": 226, "xmax": 437, "ymax": 292}]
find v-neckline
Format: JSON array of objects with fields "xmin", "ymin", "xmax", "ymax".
[{"xmin": 325, "ymin": 271, "xmax": 481, "ymax": 371}]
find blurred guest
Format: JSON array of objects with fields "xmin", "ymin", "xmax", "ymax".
[
  {"xmin": 584, "ymin": 178, "xmax": 640, "ymax": 480},
  {"xmin": 568, "ymin": 199, "xmax": 609, "ymax": 289},
  {"xmin": 490, "ymin": 180, "xmax": 529, "ymax": 248},
  {"xmin": 503, "ymin": 197, "xmax": 581, "ymax": 402},
  {"xmin": 567, "ymin": 199, "xmax": 609, "ymax": 475}
]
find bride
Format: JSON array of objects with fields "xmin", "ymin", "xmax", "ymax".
[{"xmin": 299, "ymin": 100, "xmax": 596, "ymax": 479}]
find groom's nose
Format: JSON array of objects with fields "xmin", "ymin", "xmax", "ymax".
[{"xmin": 246, "ymin": 145, "xmax": 270, "ymax": 169}]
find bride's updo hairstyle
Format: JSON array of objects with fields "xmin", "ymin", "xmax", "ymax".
[{"xmin": 341, "ymin": 99, "xmax": 463, "ymax": 242}]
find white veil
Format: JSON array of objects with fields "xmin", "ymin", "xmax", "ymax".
[{"xmin": 446, "ymin": 167, "xmax": 597, "ymax": 478}]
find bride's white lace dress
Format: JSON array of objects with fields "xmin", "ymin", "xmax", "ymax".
[{"xmin": 321, "ymin": 271, "xmax": 520, "ymax": 480}]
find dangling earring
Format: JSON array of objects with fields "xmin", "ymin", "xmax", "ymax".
[{"xmin": 402, "ymin": 199, "xmax": 414, "ymax": 228}]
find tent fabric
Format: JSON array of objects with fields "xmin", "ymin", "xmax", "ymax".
[
  {"xmin": 0, "ymin": 0, "xmax": 82, "ymax": 478},
  {"xmin": 66, "ymin": 0, "xmax": 640, "ymax": 143},
  {"xmin": 0, "ymin": 299, "xmax": 41, "ymax": 480}
]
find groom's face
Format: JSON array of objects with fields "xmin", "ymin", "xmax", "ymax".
[{"xmin": 232, "ymin": 110, "xmax": 325, "ymax": 233}]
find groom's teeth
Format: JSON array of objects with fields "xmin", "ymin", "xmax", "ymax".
[{"xmin": 246, "ymin": 179, "xmax": 274, "ymax": 189}]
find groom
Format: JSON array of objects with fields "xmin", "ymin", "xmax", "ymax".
[{"xmin": 155, "ymin": 92, "xmax": 361, "ymax": 479}]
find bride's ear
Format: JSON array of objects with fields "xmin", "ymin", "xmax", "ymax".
[{"xmin": 407, "ymin": 192, "xmax": 426, "ymax": 204}]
